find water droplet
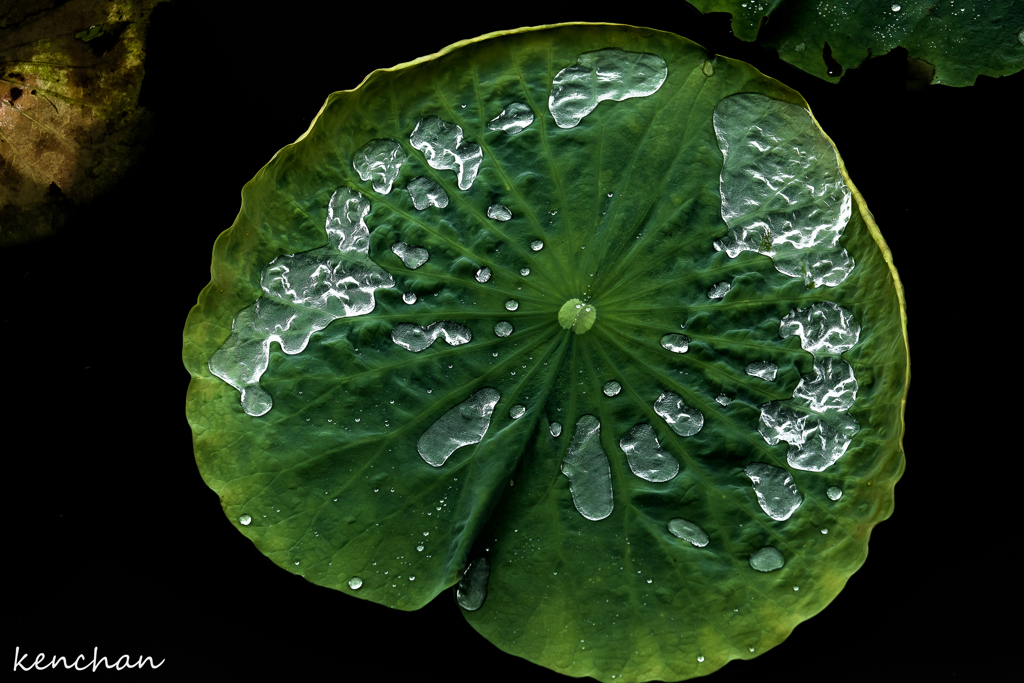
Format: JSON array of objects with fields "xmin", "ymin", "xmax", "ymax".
[
  {"xmin": 417, "ymin": 388, "xmax": 501, "ymax": 466},
  {"xmin": 510, "ymin": 405, "xmax": 526, "ymax": 419},
  {"xmin": 391, "ymin": 321, "xmax": 471, "ymax": 352},
  {"xmin": 891, "ymin": 3, "xmax": 901, "ymax": 11},
  {"xmin": 239, "ymin": 514, "xmax": 251, "ymax": 526},
  {"xmin": 348, "ymin": 576, "xmax": 363, "ymax": 589},
  {"xmin": 793, "ymin": 585, "xmax": 799, "ymax": 591},
  {"xmin": 391, "ymin": 241, "xmax": 430, "ymax": 269},
  {"xmin": 494, "ymin": 321, "xmax": 513, "ymax": 337},
  {"xmin": 487, "ymin": 102, "xmax": 534, "ymax": 135},
  {"xmin": 715, "ymin": 393, "xmax": 732, "ymax": 407},
  {"xmin": 748, "ymin": 646, "xmax": 755, "ymax": 653},
  {"xmin": 549, "ymin": 49, "xmax": 668, "ymax": 128},
  {"xmin": 668, "ymin": 518, "xmax": 709, "ymax": 547},
  {"xmin": 505, "ymin": 299, "xmax": 519, "ymax": 311},
  {"xmin": 620, "ymin": 423, "xmax": 679, "ymax": 482},
  {"xmin": 475, "ymin": 267, "xmax": 492, "ymax": 283},
  {"xmin": 417, "ymin": 544, "xmax": 425, "ymax": 551},
  {"xmin": 821, "ymin": 528, "xmax": 828, "ymax": 534},
  {"xmin": 409, "ymin": 576, "xmax": 416, "ymax": 581},
  {"xmin": 487, "ymin": 203, "xmax": 512, "ymax": 221},
  {"xmin": 707, "ymin": 281, "xmax": 731, "ymax": 299},
  {"xmin": 826, "ymin": 486, "xmax": 843, "ymax": 501},
  {"xmin": 602, "ymin": 381, "xmax": 621, "ymax": 397},
  {"xmin": 745, "ymin": 360, "xmax": 778, "ymax": 381},
  {"xmin": 653, "ymin": 391, "xmax": 703, "ymax": 436},
  {"xmin": 520, "ymin": 267, "xmax": 530, "ymax": 276},
  {"xmin": 530, "ymin": 240, "xmax": 544, "ymax": 251},
  {"xmin": 409, "ymin": 116, "xmax": 482, "ymax": 190},
  {"xmin": 697, "ymin": 655, "xmax": 705, "ymax": 663},
  {"xmin": 749, "ymin": 546, "xmax": 784, "ymax": 572},
  {"xmin": 660, "ymin": 333, "xmax": 689, "ymax": 353},
  {"xmin": 403, "ymin": 291, "xmax": 417, "ymax": 305},
  {"xmin": 456, "ymin": 558, "xmax": 491, "ymax": 610},
  {"xmin": 744, "ymin": 462, "xmax": 803, "ymax": 520},
  {"xmin": 702, "ymin": 61, "xmax": 715, "ymax": 77},
  {"xmin": 550, "ymin": 421, "xmax": 562, "ymax": 438},
  {"xmin": 795, "ymin": 42, "xmax": 806, "ymax": 51},
  {"xmin": 423, "ymin": 531, "xmax": 429, "ymax": 536},
  {"xmin": 562, "ymin": 415, "xmax": 614, "ymax": 521}
]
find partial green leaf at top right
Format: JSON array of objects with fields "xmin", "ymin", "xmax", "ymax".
[{"xmin": 688, "ymin": 0, "xmax": 1024, "ymax": 85}]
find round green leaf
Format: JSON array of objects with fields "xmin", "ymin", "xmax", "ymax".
[
  {"xmin": 183, "ymin": 22, "xmax": 908, "ymax": 682},
  {"xmin": 688, "ymin": 0, "xmax": 1024, "ymax": 86}
]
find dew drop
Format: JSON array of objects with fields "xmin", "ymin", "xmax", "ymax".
[
  {"xmin": 239, "ymin": 514, "xmax": 251, "ymax": 526},
  {"xmin": 602, "ymin": 381, "xmax": 621, "ymax": 397},
  {"xmin": 505, "ymin": 299, "xmax": 519, "ymax": 311},
  {"xmin": 749, "ymin": 546, "xmax": 785, "ymax": 572},
  {"xmin": 403, "ymin": 291, "xmax": 417, "ymax": 305},
  {"xmin": 550, "ymin": 421, "xmax": 562, "ymax": 438},
  {"xmin": 660, "ymin": 333, "xmax": 690, "ymax": 353},
  {"xmin": 456, "ymin": 558, "xmax": 490, "ymax": 611},
  {"xmin": 530, "ymin": 240, "xmax": 544, "ymax": 251},
  {"xmin": 827, "ymin": 486, "xmax": 843, "ymax": 500},
  {"xmin": 891, "ymin": 3, "xmax": 901, "ymax": 11},
  {"xmin": 348, "ymin": 577, "xmax": 363, "ymax": 589},
  {"xmin": 668, "ymin": 518, "xmax": 708, "ymax": 547},
  {"xmin": 494, "ymin": 321, "xmax": 513, "ymax": 338},
  {"xmin": 417, "ymin": 544, "xmax": 424, "ymax": 551},
  {"xmin": 821, "ymin": 528, "xmax": 828, "ymax": 534},
  {"xmin": 697, "ymin": 655, "xmax": 705, "ymax": 663},
  {"xmin": 520, "ymin": 267, "xmax": 530, "ymax": 276},
  {"xmin": 510, "ymin": 405, "xmax": 526, "ymax": 419},
  {"xmin": 475, "ymin": 267, "xmax": 492, "ymax": 283},
  {"xmin": 715, "ymin": 393, "xmax": 732, "ymax": 407}
]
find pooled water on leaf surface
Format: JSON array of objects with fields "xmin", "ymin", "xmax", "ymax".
[
  {"xmin": 668, "ymin": 518, "xmax": 709, "ymax": 547},
  {"xmin": 745, "ymin": 361, "xmax": 777, "ymax": 381},
  {"xmin": 475, "ymin": 267, "xmax": 491, "ymax": 283},
  {"xmin": 653, "ymin": 391, "xmax": 703, "ymax": 437},
  {"xmin": 619, "ymin": 423, "xmax": 679, "ymax": 483},
  {"xmin": 749, "ymin": 547, "xmax": 785, "ymax": 572},
  {"xmin": 744, "ymin": 462, "xmax": 803, "ymax": 520},
  {"xmin": 487, "ymin": 203, "xmax": 512, "ymax": 221},
  {"xmin": 456, "ymin": 558, "xmax": 490, "ymax": 610},
  {"xmin": 391, "ymin": 242, "xmax": 430, "ymax": 269},
  {"xmin": 562, "ymin": 415, "xmax": 613, "ymax": 521},
  {"xmin": 660, "ymin": 333, "xmax": 689, "ymax": 353},
  {"xmin": 417, "ymin": 388, "xmax": 501, "ymax": 466}
]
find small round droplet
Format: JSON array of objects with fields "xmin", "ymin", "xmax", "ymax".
[
  {"xmin": 715, "ymin": 393, "xmax": 732, "ymax": 407},
  {"xmin": 748, "ymin": 646, "xmax": 755, "ymax": 653},
  {"xmin": 510, "ymin": 404, "xmax": 526, "ymax": 419},
  {"xmin": 348, "ymin": 577, "xmax": 363, "ymax": 590},
  {"xmin": 239, "ymin": 514, "xmax": 251, "ymax": 526},
  {"xmin": 494, "ymin": 321, "xmax": 513, "ymax": 338},
  {"xmin": 505, "ymin": 299, "xmax": 519, "ymax": 311},
  {"xmin": 417, "ymin": 544, "xmax": 425, "ymax": 551},
  {"xmin": 402, "ymin": 291, "xmax": 417, "ymax": 305},
  {"xmin": 749, "ymin": 547, "xmax": 784, "ymax": 572},
  {"xmin": 795, "ymin": 42, "xmax": 806, "ymax": 52},
  {"xmin": 793, "ymin": 586, "xmax": 799, "ymax": 591},
  {"xmin": 602, "ymin": 381, "xmax": 621, "ymax": 397},
  {"xmin": 550, "ymin": 421, "xmax": 562, "ymax": 438},
  {"xmin": 520, "ymin": 267, "xmax": 530, "ymax": 276},
  {"xmin": 475, "ymin": 267, "xmax": 492, "ymax": 283},
  {"xmin": 821, "ymin": 528, "xmax": 828, "ymax": 535},
  {"xmin": 826, "ymin": 486, "xmax": 843, "ymax": 501},
  {"xmin": 530, "ymin": 240, "xmax": 544, "ymax": 251},
  {"xmin": 890, "ymin": 3, "xmax": 901, "ymax": 11},
  {"xmin": 660, "ymin": 333, "xmax": 690, "ymax": 353},
  {"xmin": 697, "ymin": 655, "xmax": 705, "ymax": 663}
]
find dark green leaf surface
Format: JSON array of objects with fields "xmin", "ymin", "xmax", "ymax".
[
  {"xmin": 688, "ymin": 0, "xmax": 1024, "ymax": 86},
  {"xmin": 183, "ymin": 23, "xmax": 907, "ymax": 682}
]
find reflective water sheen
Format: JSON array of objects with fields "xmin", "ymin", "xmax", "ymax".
[
  {"xmin": 660, "ymin": 333, "xmax": 690, "ymax": 353},
  {"xmin": 780, "ymin": 301, "xmax": 861, "ymax": 356},
  {"xmin": 417, "ymin": 388, "xmax": 501, "ymax": 467},
  {"xmin": 210, "ymin": 187, "xmax": 394, "ymax": 416},
  {"xmin": 510, "ymin": 404, "xmax": 526, "ymax": 419},
  {"xmin": 749, "ymin": 546, "xmax": 784, "ymax": 572},
  {"xmin": 402, "ymin": 291, "xmax": 417, "ymax": 305},
  {"xmin": 715, "ymin": 394, "xmax": 732, "ymax": 407},
  {"xmin": 493, "ymin": 321, "xmax": 513, "ymax": 338},
  {"xmin": 602, "ymin": 381, "xmax": 621, "ymax": 397},
  {"xmin": 505, "ymin": 300, "xmax": 519, "ymax": 311},
  {"xmin": 352, "ymin": 139, "xmax": 407, "ymax": 194},
  {"xmin": 391, "ymin": 321, "xmax": 471, "ymax": 352},
  {"xmin": 714, "ymin": 93, "xmax": 855, "ymax": 288},
  {"xmin": 239, "ymin": 514, "xmax": 251, "ymax": 526},
  {"xmin": 562, "ymin": 415, "xmax": 614, "ymax": 520},
  {"xmin": 407, "ymin": 176, "xmax": 449, "ymax": 210},
  {"xmin": 549, "ymin": 48, "xmax": 668, "ymax": 128},
  {"xmin": 619, "ymin": 423, "xmax": 679, "ymax": 482},
  {"xmin": 653, "ymin": 391, "xmax": 704, "ymax": 436},
  {"xmin": 707, "ymin": 281, "xmax": 732, "ymax": 299},
  {"xmin": 475, "ymin": 267, "xmax": 492, "ymax": 283},
  {"xmin": 827, "ymin": 485, "xmax": 843, "ymax": 500},
  {"xmin": 668, "ymin": 518, "xmax": 709, "ymax": 547},
  {"xmin": 410, "ymin": 116, "xmax": 483, "ymax": 190},
  {"xmin": 348, "ymin": 576, "xmax": 364, "ymax": 589},
  {"xmin": 744, "ymin": 462, "xmax": 803, "ymax": 520},
  {"xmin": 487, "ymin": 102, "xmax": 535, "ymax": 135},
  {"xmin": 456, "ymin": 557, "xmax": 490, "ymax": 610},
  {"xmin": 550, "ymin": 421, "xmax": 562, "ymax": 438},
  {"xmin": 530, "ymin": 240, "xmax": 544, "ymax": 251},
  {"xmin": 487, "ymin": 203, "xmax": 512, "ymax": 221},
  {"xmin": 745, "ymin": 361, "xmax": 778, "ymax": 381},
  {"xmin": 391, "ymin": 241, "xmax": 429, "ymax": 269}
]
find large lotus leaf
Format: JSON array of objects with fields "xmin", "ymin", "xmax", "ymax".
[
  {"xmin": 183, "ymin": 22, "xmax": 908, "ymax": 683},
  {"xmin": 687, "ymin": 0, "xmax": 1024, "ymax": 86}
]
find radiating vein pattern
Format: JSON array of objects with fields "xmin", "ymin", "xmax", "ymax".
[
  {"xmin": 713, "ymin": 92, "xmax": 855, "ymax": 288},
  {"xmin": 410, "ymin": 115, "xmax": 483, "ymax": 190},
  {"xmin": 352, "ymin": 138, "xmax": 407, "ymax": 194},
  {"xmin": 758, "ymin": 302, "xmax": 862, "ymax": 471},
  {"xmin": 548, "ymin": 48, "xmax": 668, "ymax": 128},
  {"xmin": 209, "ymin": 187, "xmax": 394, "ymax": 416},
  {"xmin": 417, "ymin": 388, "xmax": 501, "ymax": 467}
]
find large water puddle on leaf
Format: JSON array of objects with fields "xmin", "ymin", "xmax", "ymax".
[
  {"xmin": 417, "ymin": 388, "xmax": 501, "ymax": 467},
  {"xmin": 549, "ymin": 48, "xmax": 668, "ymax": 128},
  {"xmin": 410, "ymin": 115, "xmax": 483, "ymax": 190},
  {"xmin": 562, "ymin": 415, "xmax": 613, "ymax": 521}
]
